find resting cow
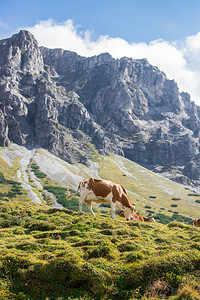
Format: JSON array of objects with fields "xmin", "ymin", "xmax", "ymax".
[
  {"xmin": 193, "ymin": 218, "xmax": 200, "ymax": 227},
  {"xmin": 118, "ymin": 208, "xmax": 155, "ymax": 222},
  {"xmin": 67, "ymin": 177, "xmax": 135, "ymax": 220}
]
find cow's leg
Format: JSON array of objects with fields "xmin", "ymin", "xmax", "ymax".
[
  {"xmin": 110, "ymin": 202, "xmax": 116, "ymax": 219},
  {"xmin": 79, "ymin": 197, "xmax": 85, "ymax": 213},
  {"xmin": 86, "ymin": 201, "xmax": 96, "ymax": 217}
]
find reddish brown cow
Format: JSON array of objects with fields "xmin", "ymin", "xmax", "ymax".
[
  {"xmin": 67, "ymin": 177, "xmax": 135, "ymax": 220},
  {"xmin": 118, "ymin": 208, "xmax": 155, "ymax": 222},
  {"xmin": 193, "ymin": 218, "xmax": 200, "ymax": 227}
]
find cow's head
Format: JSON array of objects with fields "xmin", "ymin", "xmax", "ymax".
[
  {"xmin": 118, "ymin": 208, "xmax": 125, "ymax": 218},
  {"xmin": 124, "ymin": 205, "xmax": 135, "ymax": 221}
]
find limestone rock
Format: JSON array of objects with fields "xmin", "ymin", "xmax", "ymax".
[{"xmin": 1, "ymin": 30, "xmax": 200, "ymax": 188}]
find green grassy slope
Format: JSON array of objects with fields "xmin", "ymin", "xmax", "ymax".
[
  {"xmin": 95, "ymin": 154, "xmax": 199, "ymax": 224},
  {"xmin": 0, "ymin": 199, "xmax": 200, "ymax": 300},
  {"xmin": 0, "ymin": 144, "xmax": 199, "ymax": 223},
  {"xmin": 0, "ymin": 144, "xmax": 200, "ymax": 299}
]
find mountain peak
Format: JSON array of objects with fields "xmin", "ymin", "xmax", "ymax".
[
  {"xmin": 0, "ymin": 31, "xmax": 200, "ymax": 189},
  {"xmin": 0, "ymin": 30, "xmax": 44, "ymax": 73},
  {"xmin": 11, "ymin": 30, "xmax": 39, "ymax": 50}
]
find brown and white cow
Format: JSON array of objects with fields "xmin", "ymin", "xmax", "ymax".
[
  {"xmin": 67, "ymin": 177, "xmax": 135, "ymax": 220},
  {"xmin": 193, "ymin": 218, "xmax": 200, "ymax": 227},
  {"xmin": 118, "ymin": 208, "xmax": 155, "ymax": 222}
]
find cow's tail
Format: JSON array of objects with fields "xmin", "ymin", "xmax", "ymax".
[
  {"xmin": 67, "ymin": 192, "xmax": 78, "ymax": 200},
  {"xmin": 67, "ymin": 183, "xmax": 80, "ymax": 200}
]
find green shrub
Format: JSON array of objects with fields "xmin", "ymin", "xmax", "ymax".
[
  {"xmin": 100, "ymin": 203, "xmax": 111, "ymax": 208},
  {"xmin": 172, "ymin": 197, "xmax": 181, "ymax": 201},
  {"xmin": 16, "ymin": 241, "xmax": 42, "ymax": 251},
  {"xmin": 24, "ymin": 220, "xmax": 56, "ymax": 231},
  {"xmin": 125, "ymin": 252, "xmax": 143, "ymax": 262},
  {"xmin": 171, "ymin": 204, "xmax": 178, "ymax": 207},
  {"xmin": 88, "ymin": 241, "xmax": 118, "ymax": 260},
  {"xmin": 34, "ymin": 171, "xmax": 47, "ymax": 178},
  {"xmin": 149, "ymin": 196, "xmax": 157, "ymax": 198},
  {"xmin": 195, "ymin": 199, "xmax": 200, "ymax": 203},
  {"xmin": 172, "ymin": 214, "xmax": 193, "ymax": 224},
  {"xmin": 0, "ymin": 215, "xmax": 22, "ymax": 228},
  {"xmin": 44, "ymin": 186, "xmax": 87, "ymax": 212},
  {"xmin": 117, "ymin": 241, "xmax": 140, "ymax": 252},
  {"xmin": 154, "ymin": 213, "xmax": 173, "ymax": 224},
  {"xmin": 144, "ymin": 205, "xmax": 152, "ymax": 209},
  {"xmin": 0, "ymin": 172, "xmax": 6, "ymax": 183},
  {"xmin": 31, "ymin": 164, "xmax": 47, "ymax": 178},
  {"xmin": 7, "ymin": 180, "xmax": 21, "ymax": 185},
  {"xmin": 146, "ymin": 209, "xmax": 155, "ymax": 214},
  {"xmin": 31, "ymin": 164, "xmax": 40, "ymax": 170},
  {"xmin": 167, "ymin": 221, "xmax": 191, "ymax": 229}
]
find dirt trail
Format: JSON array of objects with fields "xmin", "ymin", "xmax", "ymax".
[{"xmin": 0, "ymin": 144, "xmax": 63, "ymax": 207}]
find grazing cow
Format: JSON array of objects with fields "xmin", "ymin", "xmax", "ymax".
[
  {"xmin": 67, "ymin": 177, "xmax": 135, "ymax": 220},
  {"xmin": 193, "ymin": 218, "xmax": 200, "ymax": 227},
  {"xmin": 118, "ymin": 208, "xmax": 155, "ymax": 222}
]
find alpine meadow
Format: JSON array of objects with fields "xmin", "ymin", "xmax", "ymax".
[{"xmin": 0, "ymin": 30, "xmax": 199, "ymax": 299}]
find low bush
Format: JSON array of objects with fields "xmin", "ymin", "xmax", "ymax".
[
  {"xmin": 173, "ymin": 214, "xmax": 193, "ymax": 224},
  {"xmin": 0, "ymin": 172, "xmax": 6, "ymax": 183},
  {"xmin": 117, "ymin": 241, "xmax": 140, "ymax": 252},
  {"xmin": 146, "ymin": 209, "xmax": 155, "ymax": 214},
  {"xmin": 153, "ymin": 213, "xmax": 173, "ymax": 224},
  {"xmin": 100, "ymin": 203, "xmax": 111, "ymax": 208},
  {"xmin": 24, "ymin": 220, "xmax": 56, "ymax": 231},
  {"xmin": 44, "ymin": 186, "xmax": 88, "ymax": 212},
  {"xmin": 31, "ymin": 163, "xmax": 47, "ymax": 178},
  {"xmin": 88, "ymin": 241, "xmax": 118, "ymax": 260}
]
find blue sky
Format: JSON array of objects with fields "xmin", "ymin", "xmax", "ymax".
[
  {"xmin": 1, "ymin": 0, "xmax": 200, "ymax": 42},
  {"xmin": 1, "ymin": 0, "xmax": 200, "ymax": 104}
]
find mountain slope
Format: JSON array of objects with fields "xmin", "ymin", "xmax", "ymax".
[
  {"xmin": 0, "ymin": 145, "xmax": 200, "ymax": 299},
  {"xmin": 0, "ymin": 186, "xmax": 200, "ymax": 299},
  {"xmin": 1, "ymin": 30, "xmax": 200, "ymax": 188},
  {"xmin": 0, "ymin": 143, "xmax": 199, "ymax": 223}
]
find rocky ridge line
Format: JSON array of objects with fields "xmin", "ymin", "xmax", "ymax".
[{"xmin": 0, "ymin": 30, "xmax": 200, "ymax": 188}]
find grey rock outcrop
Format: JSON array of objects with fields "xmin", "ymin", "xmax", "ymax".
[{"xmin": 1, "ymin": 30, "xmax": 200, "ymax": 188}]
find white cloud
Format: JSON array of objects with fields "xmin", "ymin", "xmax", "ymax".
[
  {"xmin": 0, "ymin": 21, "xmax": 8, "ymax": 29},
  {"xmin": 26, "ymin": 19, "xmax": 200, "ymax": 105}
]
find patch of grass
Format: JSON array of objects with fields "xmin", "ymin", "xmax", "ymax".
[
  {"xmin": 44, "ymin": 186, "xmax": 87, "ymax": 212},
  {"xmin": 0, "ymin": 172, "xmax": 6, "ymax": 183},
  {"xmin": 0, "ymin": 199, "xmax": 199, "ymax": 299},
  {"xmin": 172, "ymin": 214, "xmax": 193, "ymax": 224},
  {"xmin": 146, "ymin": 209, "xmax": 155, "ymax": 214},
  {"xmin": 31, "ymin": 163, "xmax": 47, "ymax": 179},
  {"xmin": 0, "ymin": 175, "xmax": 25, "ymax": 201},
  {"xmin": 0, "ymin": 146, "xmax": 200, "ymax": 299},
  {"xmin": 100, "ymin": 203, "xmax": 111, "ymax": 208},
  {"xmin": 154, "ymin": 213, "xmax": 173, "ymax": 224},
  {"xmin": 171, "ymin": 204, "xmax": 178, "ymax": 208}
]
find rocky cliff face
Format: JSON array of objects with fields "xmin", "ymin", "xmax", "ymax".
[{"xmin": 1, "ymin": 30, "xmax": 200, "ymax": 188}]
